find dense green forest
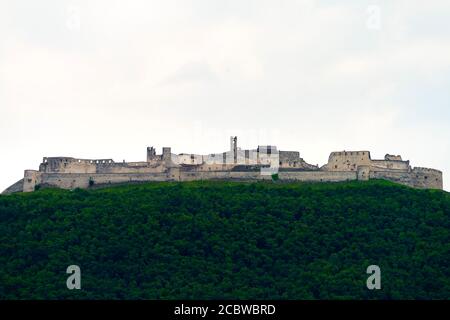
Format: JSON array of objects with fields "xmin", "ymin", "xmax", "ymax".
[{"xmin": 0, "ymin": 180, "xmax": 449, "ymax": 299}]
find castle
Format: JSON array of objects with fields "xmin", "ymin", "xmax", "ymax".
[{"xmin": 2, "ymin": 137, "xmax": 443, "ymax": 194}]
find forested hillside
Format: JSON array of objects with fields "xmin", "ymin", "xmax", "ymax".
[{"xmin": 0, "ymin": 180, "xmax": 449, "ymax": 299}]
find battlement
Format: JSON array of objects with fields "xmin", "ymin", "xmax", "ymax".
[
  {"xmin": 412, "ymin": 167, "xmax": 442, "ymax": 174},
  {"xmin": 385, "ymin": 154, "xmax": 403, "ymax": 161},
  {"xmin": 325, "ymin": 151, "xmax": 371, "ymax": 171},
  {"xmin": 39, "ymin": 157, "xmax": 116, "ymax": 174},
  {"xmin": 42, "ymin": 157, "xmax": 114, "ymax": 165},
  {"xmin": 329, "ymin": 151, "xmax": 372, "ymax": 158},
  {"xmin": 2, "ymin": 138, "xmax": 443, "ymax": 194}
]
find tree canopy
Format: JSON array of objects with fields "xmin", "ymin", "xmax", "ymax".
[{"xmin": 0, "ymin": 180, "xmax": 449, "ymax": 299}]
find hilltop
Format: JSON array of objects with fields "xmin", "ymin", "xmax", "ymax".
[
  {"xmin": 5, "ymin": 137, "xmax": 442, "ymax": 194},
  {"xmin": 0, "ymin": 180, "xmax": 449, "ymax": 299}
]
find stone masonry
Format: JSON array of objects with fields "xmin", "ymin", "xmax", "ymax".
[{"xmin": 2, "ymin": 137, "xmax": 443, "ymax": 194}]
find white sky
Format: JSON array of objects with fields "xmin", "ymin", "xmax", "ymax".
[{"xmin": 1, "ymin": 0, "xmax": 449, "ymax": 191}]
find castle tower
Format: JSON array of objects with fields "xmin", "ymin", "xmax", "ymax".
[
  {"xmin": 162, "ymin": 147, "xmax": 172, "ymax": 163},
  {"xmin": 147, "ymin": 147, "xmax": 156, "ymax": 162},
  {"xmin": 230, "ymin": 136, "xmax": 237, "ymax": 164}
]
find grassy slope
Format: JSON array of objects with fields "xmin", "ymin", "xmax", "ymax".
[{"xmin": 0, "ymin": 180, "xmax": 449, "ymax": 299}]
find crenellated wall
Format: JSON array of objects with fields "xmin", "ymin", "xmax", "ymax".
[
  {"xmin": 5, "ymin": 165, "xmax": 442, "ymax": 194},
  {"xmin": 371, "ymin": 160, "xmax": 410, "ymax": 171},
  {"xmin": 2, "ymin": 144, "xmax": 444, "ymax": 194},
  {"xmin": 24, "ymin": 169, "xmax": 358, "ymax": 191},
  {"xmin": 40, "ymin": 157, "xmax": 106, "ymax": 174},
  {"xmin": 370, "ymin": 167, "xmax": 443, "ymax": 189},
  {"xmin": 321, "ymin": 150, "xmax": 442, "ymax": 189},
  {"xmin": 324, "ymin": 151, "xmax": 372, "ymax": 171}
]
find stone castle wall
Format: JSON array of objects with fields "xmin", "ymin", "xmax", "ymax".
[
  {"xmin": 6, "ymin": 164, "xmax": 443, "ymax": 194},
  {"xmin": 2, "ymin": 142, "xmax": 444, "ymax": 194},
  {"xmin": 324, "ymin": 151, "xmax": 372, "ymax": 171},
  {"xmin": 21, "ymin": 169, "xmax": 359, "ymax": 192},
  {"xmin": 370, "ymin": 167, "xmax": 443, "ymax": 189}
]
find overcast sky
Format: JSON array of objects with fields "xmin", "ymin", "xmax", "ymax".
[{"xmin": 1, "ymin": 0, "xmax": 449, "ymax": 191}]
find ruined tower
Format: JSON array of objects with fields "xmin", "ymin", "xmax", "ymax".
[
  {"xmin": 162, "ymin": 147, "xmax": 172, "ymax": 164},
  {"xmin": 230, "ymin": 136, "xmax": 237, "ymax": 164},
  {"xmin": 147, "ymin": 147, "xmax": 157, "ymax": 162}
]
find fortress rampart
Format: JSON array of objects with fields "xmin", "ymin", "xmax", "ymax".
[{"xmin": 3, "ymin": 137, "xmax": 443, "ymax": 194}]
